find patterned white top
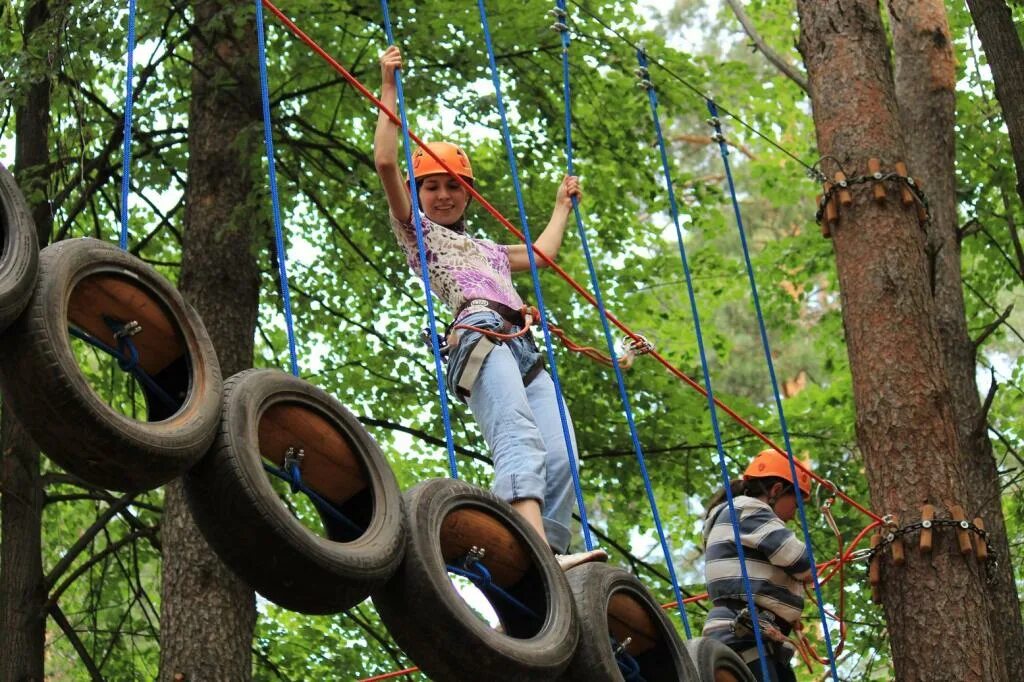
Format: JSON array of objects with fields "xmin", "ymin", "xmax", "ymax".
[{"xmin": 390, "ymin": 213, "xmax": 524, "ymax": 320}]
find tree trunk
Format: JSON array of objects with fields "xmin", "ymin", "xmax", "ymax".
[
  {"xmin": 0, "ymin": 2, "xmax": 53, "ymax": 680},
  {"xmin": 795, "ymin": 2, "xmax": 1005, "ymax": 680},
  {"xmin": 965, "ymin": 0, "xmax": 1024, "ymax": 208},
  {"xmin": 888, "ymin": 2, "xmax": 1024, "ymax": 678},
  {"xmin": 157, "ymin": 1, "xmax": 261, "ymax": 679}
]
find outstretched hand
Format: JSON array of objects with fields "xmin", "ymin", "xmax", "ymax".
[
  {"xmin": 379, "ymin": 45, "xmax": 403, "ymax": 87},
  {"xmin": 555, "ymin": 174, "xmax": 581, "ymax": 211}
]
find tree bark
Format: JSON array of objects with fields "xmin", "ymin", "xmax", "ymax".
[
  {"xmin": 887, "ymin": 2, "xmax": 1024, "ymax": 679},
  {"xmin": 795, "ymin": 1, "xmax": 1005, "ymax": 680},
  {"xmin": 965, "ymin": 0, "xmax": 1024, "ymax": 208},
  {"xmin": 157, "ymin": 1, "xmax": 262, "ymax": 679},
  {"xmin": 0, "ymin": 2, "xmax": 53, "ymax": 680}
]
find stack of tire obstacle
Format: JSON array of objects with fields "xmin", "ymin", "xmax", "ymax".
[{"xmin": 0, "ymin": 162, "xmax": 751, "ymax": 682}]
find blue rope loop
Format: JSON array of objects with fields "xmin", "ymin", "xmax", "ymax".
[
  {"xmin": 446, "ymin": 552, "xmax": 541, "ymax": 621},
  {"xmin": 705, "ymin": 99, "xmax": 840, "ymax": 679},
  {"xmin": 553, "ymin": 0, "xmax": 692, "ymax": 638},
  {"xmin": 475, "ymin": 0, "xmax": 594, "ymax": 552},
  {"xmin": 254, "ymin": 0, "xmax": 300, "ymax": 378},
  {"xmin": 119, "ymin": 0, "xmax": 138, "ymax": 251},
  {"xmin": 68, "ymin": 323, "xmax": 180, "ymax": 412},
  {"xmin": 634, "ymin": 48, "xmax": 770, "ymax": 678},
  {"xmin": 263, "ymin": 461, "xmax": 366, "ymax": 540},
  {"xmin": 378, "ymin": 0, "xmax": 460, "ymax": 480},
  {"xmin": 611, "ymin": 638, "xmax": 645, "ymax": 682}
]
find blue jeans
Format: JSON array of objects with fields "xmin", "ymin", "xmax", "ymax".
[{"xmin": 447, "ymin": 311, "xmax": 578, "ymax": 553}]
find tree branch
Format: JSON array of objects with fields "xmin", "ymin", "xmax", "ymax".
[
  {"xmin": 48, "ymin": 603, "xmax": 104, "ymax": 682},
  {"xmin": 724, "ymin": 0, "xmax": 809, "ymax": 93},
  {"xmin": 971, "ymin": 303, "xmax": 1014, "ymax": 350}
]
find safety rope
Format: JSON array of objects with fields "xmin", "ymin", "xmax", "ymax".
[
  {"xmin": 376, "ymin": 0, "xmax": 459, "ymax": 479},
  {"xmin": 254, "ymin": 0, "xmax": 300, "ymax": 377},
  {"xmin": 450, "ymin": 306, "xmax": 647, "ymax": 369},
  {"xmin": 119, "ymin": 0, "xmax": 138, "ymax": 250},
  {"xmin": 68, "ymin": 325, "xmax": 178, "ymax": 411},
  {"xmin": 259, "ymin": 0, "xmax": 883, "ymax": 526},
  {"xmin": 705, "ymin": 97, "xmax": 841, "ymax": 678},
  {"xmin": 553, "ymin": 0, "xmax": 691, "ymax": 638},
  {"xmin": 632, "ymin": 47, "xmax": 766, "ymax": 673},
  {"xmin": 472, "ymin": 0, "xmax": 597, "ymax": 545}
]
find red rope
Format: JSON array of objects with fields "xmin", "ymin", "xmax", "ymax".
[
  {"xmin": 359, "ymin": 666, "xmax": 419, "ymax": 681},
  {"xmin": 261, "ymin": 0, "xmax": 880, "ymax": 514}
]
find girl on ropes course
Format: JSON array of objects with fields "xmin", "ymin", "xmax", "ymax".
[
  {"xmin": 373, "ymin": 45, "xmax": 606, "ymax": 571},
  {"xmin": 702, "ymin": 449, "xmax": 816, "ymax": 682}
]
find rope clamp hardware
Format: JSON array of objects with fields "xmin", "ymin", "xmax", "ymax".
[
  {"xmin": 612, "ymin": 637, "xmax": 633, "ymax": 656},
  {"xmin": 283, "ymin": 446, "xmax": 305, "ymax": 472},
  {"xmin": 550, "ymin": 21, "xmax": 569, "ymax": 33},
  {"xmin": 464, "ymin": 545, "xmax": 486, "ymax": 568},
  {"xmin": 548, "ymin": 6, "xmax": 567, "ymax": 19},
  {"xmin": 113, "ymin": 319, "xmax": 142, "ymax": 340}
]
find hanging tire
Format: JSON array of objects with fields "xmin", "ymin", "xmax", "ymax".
[
  {"xmin": 372, "ymin": 478, "xmax": 579, "ymax": 681},
  {"xmin": 0, "ymin": 161, "xmax": 39, "ymax": 333},
  {"xmin": 0, "ymin": 237, "xmax": 221, "ymax": 491},
  {"xmin": 561, "ymin": 562, "xmax": 699, "ymax": 681},
  {"xmin": 686, "ymin": 637, "xmax": 756, "ymax": 682},
  {"xmin": 184, "ymin": 368, "xmax": 406, "ymax": 615}
]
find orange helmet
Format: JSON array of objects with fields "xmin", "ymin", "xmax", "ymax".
[
  {"xmin": 743, "ymin": 449, "xmax": 812, "ymax": 500},
  {"xmin": 410, "ymin": 141, "xmax": 474, "ymax": 182}
]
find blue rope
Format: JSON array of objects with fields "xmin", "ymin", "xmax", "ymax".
[
  {"xmin": 263, "ymin": 461, "xmax": 366, "ymax": 539},
  {"xmin": 475, "ymin": 0, "xmax": 594, "ymax": 552},
  {"xmin": 553, "ymin": 3, "xmax": 691, "ymax": 638},
  {"xmin": 119, "ymin": 0, "xmax": 138, "ymax": 251},
  {"xmin": 706, "ymin": 99, "xmax": 840, "ymax": 679},
  {"xmin": 254, "ymin": 0, "xmax": 300, "ymax": 377},
  {"xmin": 446, "ymin": 561, "xmax": 539, "ymax": 620},
  {"xmin": 612, "ymin": 641, "xmax": 645, "ymax": 682},
  {"xmin": 68, "ymin": 326, "xmax": 179, "ymax": 412},
  {"xmin": 378, "ymin": 0, "xmax": 459, "ymax": 480},
  {"xmin": 633, "ymin": 49, "xmax": 768, "ymax": 671}
]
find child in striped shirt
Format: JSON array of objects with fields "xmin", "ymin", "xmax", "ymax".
[{"xmin": 702, "ymin": 450, "xmax": 814, "ymax": 682}]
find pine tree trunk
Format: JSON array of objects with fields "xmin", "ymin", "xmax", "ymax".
[
  {"xmin": 0, "ymin": 2, "xmax": 52, "ymax": 679},
  {"xmin": 795, "ymin": 1, "xmax": 1005, "ymax": 679},
  {"xmin": 887, "ymin": 2, "xmax": 1024, "ymax": 679},
  {"xmin": 965, "ymin": 0, "xmax": 1024, "ymax": 207},
  {"xmin": 157, "ymin": 1, "xmax": 261, "ymax": 678}
]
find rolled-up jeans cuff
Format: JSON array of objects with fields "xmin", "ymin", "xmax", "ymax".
[
  {"xmin": 493, "ymin": 472, "xmax": 545, "ymax": 507},
  {"xmin": 543, "ymin": 518, "xmax": 571, "ymax": 555}
]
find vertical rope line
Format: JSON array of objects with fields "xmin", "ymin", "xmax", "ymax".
[
  {"xmin": 476, "ymin": 0, "xmax": 594, "ymax": 551},
  {"xmin": 119, "ymin": 0, "xmax": 138, "ymax": 251},
  {"xmin": 555, "ymin": 1, "xmax": 691, "ymax": 637},
  {"xmin": 633, "ymin": 49, "xmax": 768, "ymax": 668},
  {"xmin": 706, "ymin": 99, "xmax": 840, "ymax": 679},
  {"xmin": 378, "ymin": 0, "xmax": 459, "ymax": 479},
  {"xmin": 255, "ymin": 0, "xmax": 300, "ymax": 377}
]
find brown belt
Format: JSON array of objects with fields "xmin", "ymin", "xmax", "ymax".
[{"xmin": 454, "ymin": 298, "xmax": 526, "ymax": 329}]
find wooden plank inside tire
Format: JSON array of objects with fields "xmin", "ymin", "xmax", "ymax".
[
  {"xmin": 372, "ymin": 478, "xmax": 579, "ymax": 682},
  {"xmin": 0, "ymin": 162, "xmax": 39, "ymax": 334},
  {"xmin": 184, "ymin": 368, "xmax": 406, "ymax": 615},
  {"xmin": 0, "ymin": 237, "xmax": 221, "ymax": 491},
  {"xmin": 562, "ymin": 562, "xmax": 700, "ymax": 681}
]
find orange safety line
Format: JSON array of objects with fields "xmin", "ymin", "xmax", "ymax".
[
  {"xmin": 360, "ymin": 666, "xmax": 419, "ymax": 681},
  {"xmin": 261, "ymin": 1, "xmax": 881, "ymax": 517}
]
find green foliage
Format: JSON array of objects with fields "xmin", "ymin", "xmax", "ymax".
[{"xmin": 1, "ymin": 0, "xmax": 1021, "ymax": 680}]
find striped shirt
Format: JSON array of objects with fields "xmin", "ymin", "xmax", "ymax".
[{"xmin": 701, "ymin": 496, "xmax": 811, "ymax": 663}]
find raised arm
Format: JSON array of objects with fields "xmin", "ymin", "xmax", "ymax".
[
  {"xmin": 373, "ymin": 46, "xmax": 412, "ymax": 223},
  {"xmin": 507, "ymin": 175, "xmax": 580, "ymax": 272}
]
